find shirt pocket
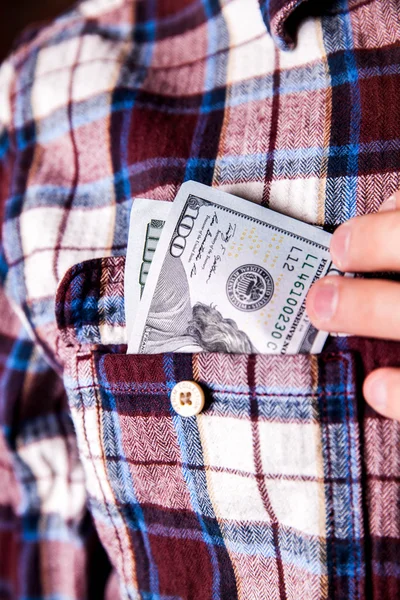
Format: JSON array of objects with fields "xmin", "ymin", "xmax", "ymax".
[{"xmin": 56, "ymin": 256, "xmax": 365, "ymax": 600}]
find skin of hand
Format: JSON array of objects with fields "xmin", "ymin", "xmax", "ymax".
[{"xmin": 306, "ymin": 190, "xmax": 400, "ymax": 421}]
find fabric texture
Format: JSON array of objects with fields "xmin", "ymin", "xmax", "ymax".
[
  {"xmin": 55, "ymin": 255, "xmax": 400, "ymax": 600},
  {"xmin": 1, "ymin": 0, "xmax": 400, "ymax": 597}
]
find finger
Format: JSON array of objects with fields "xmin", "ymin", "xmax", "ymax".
[
  {"xmin": 378, "ymin": 189, "xmax": 400, "ymax": 212},
  {"xmin": 330, "ymin": 210, "xmax": 400, "ymax": 272},
  {"xmin": 306, "ymin": 276, "xmax": 400, "ymax": 340},
  {"xmin": 364, "ymin": 368, "xmax": 400, "ymax": 421}
]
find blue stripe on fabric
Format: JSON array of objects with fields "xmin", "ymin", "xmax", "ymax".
[
  {"xmin": 133, "ymin": 18, "xmax": 156, "ymax": 40},
  {"xmin": 114, "ymin": 12, "xmax": 155, "ymax": 203},
  {"xmin": 13, "ymin": 57, "xmax": 400, "ymax": 150},
  {"xmin": 146, "ymin": 521, "xmax": 225, "ymax": 545},
  {"xmin": 97, "ymin": 294, "xmax": 125, "ymax": 326},
  {"xmin": 258, "ymin": 0, "xmax": 271, "ymax": 35},
  {"xmin": 184, "ymin": 0, "xmax": 227, "ymax": 185},
  {"xmin": 145, "ymin": 520, "xmax": 332, "ymax": 577},
  {"xmin": 163, "ymin": 353, "xmax": 222, "ymax": 600},
  {"xmin": 139, "ymin": 593, "xmax": 184, "ymax": 600},
  {"xmin": 117, "ymin": 124, "xmax": 133, "ymax": 204},
  {"xmin": 87, "ymin": 496, "xmax": 144, "ymax": 530},
  {"xmin": 1, "ymin": 141, "xmax": 397, "ymax": 217},
  {"xmin": 111, "ymin": 6, "xmax": 156, "ymax": 256},
  {"xmin": 324, "ymin": 2, "xmax": 362, "ymax": 225},
  {"xmin": 21, "ymin": 526, "xmax": 83, "ymax": 545},
  {"xmin": 7, "ymin": 184, "xmax": 133, "ymax": 213},
  {"xmin": 96, "ymin": 358, "xmax": 160, "ymax": 596},
  {"xmin": 341, "ymin": 356, "xmax": 364, "ymax": 580},
  {"xmin": 15, "ymin": 47, "xmax": 42, "ymax": 151},
  {"xmin": 225, "ymin": 522, "xmax": 328, "ymax": 576},
  {"xmin": 28, "ymin": 297, "xmax": 63, "ymax": 326},
  {"xmin": 113, "ymin": 195, "xmax": 133, "ymax": 249},
  {"xmin": 208, "ymin": 389, "xmax": 316, "ymax": 421},
  {"xmin": 17, "ymin": 412, "xmax": 74, "ymax": 446},
  {"xmin": 104, "ymin": 408, "xmax": 161, "ymax": 595},
  {"xmin": 111, "ymin": 103, "xmax": 133, "ymax": 205},
  {"xmin": 7, "ymin": 131, "xmax": 400, "ymax": 213},
  {"xmin": 0, "ymin": 422, "xmax": 11, "ymax": 445},
  {"xmin": 64, "ymin": 373, "xmax": 98, "ymax": 409},
  {"xmin": 21, "ymin": 512, "xmax": 84, "ymax": 544},
  {"xmin": 339, "ymin": 6, "xmax": 361, "ymax": 221},
  {"xmin": 0, "ymin": 130, "xmax": 9, "ymax": 160},
  {"xmin": 0, "ymin": 248, "xmax": 8, "ymax": 283},
  {"xmin": 88, "ymin": 495, "xmax": 221, "ymax": 549},
  {"xmin": 318, "ymin": 353, "xmax": 364, "ymax": 594},
  {"xmin": 5, "ymin": 335, "xmax": 33, "ymax": 372},
  {"xmin": 10, "ymin": 49, "xmax": 40, "ymax": 313}
]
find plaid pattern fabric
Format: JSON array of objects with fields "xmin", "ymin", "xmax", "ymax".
[
  {"xmin": 55, "ymin": 255, "xmax": 400, "ymax": 600},
  {"xmin": 1, "ymin": 0, "xmax": 400, "ymax": 597},
  {"xmin": 0, "ymin": 286, "xmax": 93, "ymax": 599}
]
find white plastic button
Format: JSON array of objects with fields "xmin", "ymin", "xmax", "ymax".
[{"xmin": 170, "ymin": 381, "xmax": 205, "ymax": 417}]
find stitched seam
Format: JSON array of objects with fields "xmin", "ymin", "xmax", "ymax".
[{"xmin": 75, "ymin": 351, "xmax": 135, "ymax": 589}]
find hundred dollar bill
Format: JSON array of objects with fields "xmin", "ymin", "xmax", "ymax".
[
  {"xmin": 128, "ymin": 181, "xmax": 343, "ymax": 355},
  {"xmin": 125, "ymin": 199, "xmax": 171, "ymax": 338}
]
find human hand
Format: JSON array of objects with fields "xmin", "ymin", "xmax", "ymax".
[{"xmin": 306, "ymin": 191, "xmax": 400, "ymax": 421}]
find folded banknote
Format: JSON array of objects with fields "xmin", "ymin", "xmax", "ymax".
[{"xmin": 126, "ymin": 182, "xmax": 344, "ymax": 354}]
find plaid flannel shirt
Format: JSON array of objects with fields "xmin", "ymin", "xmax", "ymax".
[{"xmin": 1, "ymin": 0, "xmax": 400, "ymax": 598}]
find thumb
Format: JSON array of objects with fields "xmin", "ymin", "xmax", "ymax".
[{"xmin": 379, "ymin": 190, "xmax": 400, "ymax": 212}]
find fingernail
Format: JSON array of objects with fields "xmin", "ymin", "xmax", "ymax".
[
  {"xmin": 311, "ymin": 280, "xmax": 338, "ymax": 321},
  {"xmin": 330, "ymin": 223, "xmax": 351, "ymax": 269},
  {"xmin": 365, "ymin": 375, "xmax": 388, "ymax": 410},
  {"xmin": 379, "ymin": 194, "xmax": 397, "ymax": 212}
]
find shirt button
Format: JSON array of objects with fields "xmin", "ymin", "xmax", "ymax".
[{"xmin": 170, "ymin": 381, "xmax": 205, "ymax": 417}]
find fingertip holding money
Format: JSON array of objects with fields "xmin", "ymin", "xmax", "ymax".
[
  {"xmin": 306, "ymin": 277, "xmax": 339, "ymax": 324},
  {"xmin": 327, "ymin": 191, "xmax": 400, "ymax": 274},
  {"xmin": 364, "ymin": 368, "xmax": 400, "ymax": 421},
  {"xmin": 379, "ymin": 189, "xmax": 400, "ymax": 212},
  {"xmin": 307, "ymin": 196, "xmax": 400, "ymax": 339}
]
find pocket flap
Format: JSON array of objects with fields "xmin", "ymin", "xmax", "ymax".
[{"xmin": 56, "ymin": 256, "xmax": 127, "ymax": 347}]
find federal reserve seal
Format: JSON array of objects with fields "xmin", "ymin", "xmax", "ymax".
[{"xmin": 226, "ymin": 264, "xmax": 274, "ymax": 312}]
